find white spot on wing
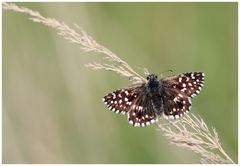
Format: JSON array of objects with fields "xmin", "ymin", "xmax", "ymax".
[
  {"xmin": 128, "ymin": 101, "xmax": 132, "ymax": 105},
  {"xmin": 181, "ymin": 88, "xmax": 187, "ymax": 92},
  {"xmin": 121, "ymin": 111, "xmax": 125, "ymax": 115},
  {"xmin": 173, "ymin": 97, "xmax": 178, "ymax": 102},
  {"xmin": 175, "ymin": 115, "xmax": 179, "ymax": 119},
  {"xmin": 191, "ymin": 73, "xmax": 195, "ymax": 79},
  {"xmin": 179, "ymin": 77, "xmax": 182, "ymax": 82},
  {"xmin": 150, "ymin": 119, "xmax": 155, "ymax": 123},
  {"xmin": 134, "ymin": 123, "xmax": 140, "ymax": 127},
  {"xmin": 188, "ymin": 98, "xmax": 192, "ymax": 104},
  {"xmin": 141, "ymin": 123, "xmax": 145, "ymax": 127},
  {"xmin": 112, "ymin": 93, "xmax": 116, "ymax": 99},
  {"xmin": 178, "ymin": 94, "xmax": 183, "ymax": 98}
]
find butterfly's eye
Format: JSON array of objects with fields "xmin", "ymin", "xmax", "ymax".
[
  {"xmin": 155, "ymin": 75, "xmax": 158, "ymax": 79},
  {"xmin": 147, "ymin": 76, "xmax": 149, "ymax": 80}
]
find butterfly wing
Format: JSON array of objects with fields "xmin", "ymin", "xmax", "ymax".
[
  {"xmin": 102, "ymin": 83, "xmax": 145, "ymax": 115},
  {"xmin": 160, "ymin": 72, "xmax": 205, "ymax": 119},
  {"xmin": 161, "ymin": 72, "xmax": 205, "ymax": 97},
  {"xmin": 128, "ymin": 92, "xmax": 158, "ymax": 127},
  {"xmin": 103, "ymin": 83, "xmax": 158, "ymax": 127},
  {"xmin": 161, "ymin": 90, "xmax": 192, "ymax": 119}
]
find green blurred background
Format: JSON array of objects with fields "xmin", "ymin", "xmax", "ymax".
[{"xmin": 3, "ymin": 2, "xmax": 238, "ymax": 164}]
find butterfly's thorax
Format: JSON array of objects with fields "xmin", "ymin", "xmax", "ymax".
[{"xmin": 146, "ymin": 74, "xmax": 161, "ymax": 94}]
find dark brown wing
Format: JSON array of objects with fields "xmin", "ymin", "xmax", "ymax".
[
  {"xmin": 102, "ymin": 83, "xmax": 144, "ymax": 115},
  {"xmin": 160, "ymin": 72, "xmax": 205, "ymax": 119},
  {"xmin": 161, "ymin": 72, "xmax": 204, "ymax": 97},
  {"xmin": 103, "ymin": 83, "xmax": 158, "ymax": 127},
  {"xmin": 128, "ymin": 92, "xmax": 158, "ymax": 127}
]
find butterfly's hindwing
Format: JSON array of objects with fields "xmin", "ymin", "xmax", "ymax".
[
  {"xmin": 128, "ymin": 93, "xmax": 158, "ymax": 127},
  {"xmin": 162, "ymin": 92, "xmax": 192, "ymax": 119}
]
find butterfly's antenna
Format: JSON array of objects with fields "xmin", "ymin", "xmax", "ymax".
[{"xmin": 159, "ymin": 69, "xmax": 173, "ymax": 78}]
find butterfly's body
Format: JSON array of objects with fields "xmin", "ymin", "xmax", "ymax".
[{"xmin": 103, "ymin": 72, "xmax": 205, "ymax": 127}]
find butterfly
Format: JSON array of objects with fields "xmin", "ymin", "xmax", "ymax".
[{"xmin": 102, "ymin": 72, "xmax": 205, "ymax": 127}]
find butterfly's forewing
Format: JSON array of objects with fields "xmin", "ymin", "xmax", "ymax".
[
  {"xmin": 160, "ymin": 72, "xmax": 205, "ymax": 119},
  {"xmin": 161, "ymin": 72, "xmax": 205, "ymax": 98},
  {"xmin": 102, "ymin": 84, "xmax": 144, "ymax": 115}
]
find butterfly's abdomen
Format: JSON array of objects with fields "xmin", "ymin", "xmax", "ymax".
[{"xmin": 151, "ymin": 94, "xmax": 163, "ymax": 115}]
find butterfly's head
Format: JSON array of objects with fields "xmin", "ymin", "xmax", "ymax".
[
  {"xmin": 147, "ymin": 74, "xmax": 159, "ymax": 93},
  {"xmin": 147, "ymin": 74, "xmax": 158, "ymax": 81}
]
